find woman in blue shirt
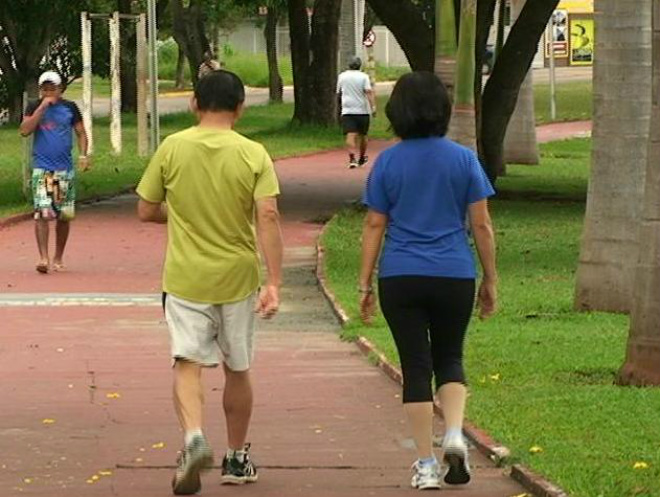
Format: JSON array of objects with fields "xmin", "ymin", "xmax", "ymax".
[{"xmin": 359, "ymin": 72, "xmax": 497, "ymax": 490}]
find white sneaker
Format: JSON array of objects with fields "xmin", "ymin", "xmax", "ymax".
[
  {"xmin": 442, "ymin": 435, "xmax": 471, "ymax": 485},
  {"xmin": 410, "ymin": 459, "xmax": 441, "ymax": 490}
]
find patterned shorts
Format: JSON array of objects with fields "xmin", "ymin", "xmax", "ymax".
[{"xmin": 32, "ymin": 168, "xmax": 76, "ymax": 221}]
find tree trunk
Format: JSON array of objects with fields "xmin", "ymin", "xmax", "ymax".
[
  {"xmin": 175, "ymin": 46, "xmax": 187, "ymax": 90},
  {"xmin": 617, "ymin": 0, "xmax": 660, "ymax": 386},
  {"xmin": 574, "ymin": 0, "xmax": 652, "ymax": 313},
  {"xmin": 366, "ymin": 0, "xmax": 434, "ymax": 71},
  {"xmin": 170, "ymin": 0, "xmax": 211, "ymax": 85},
  {"xmin": 289, "ymin": 0, "xmax": 342, "ymax": 125},
  {"xmin": 480, "ymin": 0, "xmax": 559, "ymax": 183},
  {"xmin": 474, "ymin": 0, "xmax": 497, "ymax": 162},
  {"xmin": 288, "ymin": 0, "xmax": 313, "ymax": 123},
  {"xmin": 119, "ymin": 0, "xmax": 138, "ymax": 113},
  {"xmin": 503, "ymin": 0, "xmax": 539, "ymax": 166},
  {"xmin": 448, "ymin": 0, "xmax": 477, "ymax": 150},
  {"xmin": 309, "ymin": 0, "xmax": 343, "ymax": 124},
  {"xmin": 435, "ymin": 0, "xmax": 457, "ymax": 95},
  {"xmin": 339, "ymin": 0, "xmax": 356, "ymax": 72},
  {"xmin": 265, "ymin": 5, "xmax": 283, "ymax": 104}
]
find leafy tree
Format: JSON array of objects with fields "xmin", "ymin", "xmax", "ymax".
[{"xmin": 0, "ymin": 0, "xmax": 88, "ymax": 122}]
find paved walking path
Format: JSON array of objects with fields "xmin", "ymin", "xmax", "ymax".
[{"xmin": 0, "ymin": 121, "xmax": 590, "ymax": 496}]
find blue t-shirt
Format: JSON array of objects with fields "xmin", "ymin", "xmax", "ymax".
[
  {"xmin": 363, "ymin": 137, "xmax": 495, "ymax": 280},
  {"xmin": 25, "ymin": 99, "xmax": 82, "ymax": 171}
]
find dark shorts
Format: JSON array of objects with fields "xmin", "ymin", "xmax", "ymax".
[{"xmin": 341, "ymin": 114, "xmax": 370, "ymax": 135}]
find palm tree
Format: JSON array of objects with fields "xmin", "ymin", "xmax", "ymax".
[
  {"xmin": 503, "ymin": 0, "xmax": 539, "ymax": 166},
  {"xmin": 435, "ymin": 0, "xmax": 457, "ymax": 95},
  {"xmin": 574, "ymin": 0, "xmax": 652, "ymax": 313},
  {"xmin": 618, "ymin": 0, "xmax": 660, "ymax": 386},
  {"xmin": 448, "ymin": 0, "xmax": 477, "ymax": 150}
]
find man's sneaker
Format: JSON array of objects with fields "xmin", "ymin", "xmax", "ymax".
[
  {"xmin": 358, "ymin": 156, "xmax": 369, "ymax": 167},
  {"xmin": 172, "ymin": 435, "xmax": 214, "ymax": 495},
  {"xmin": 221, "ymin": 444, "xmax": 258, "ymax": 485},
  {"xmin": 442, "ymin": 436, "xmax": 471, "ymax": 485},
  {"xmin": 348, "ymin": 159, "xmax": 359, "ymax": 169},
  {"xmin": 410, "ymin": 459, "xmax": 442, "ymax": 490}
]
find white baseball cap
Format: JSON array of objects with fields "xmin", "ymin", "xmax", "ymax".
[{"xmin": 38, "ymin": 71, "xmax": 62, "ymax": 86}]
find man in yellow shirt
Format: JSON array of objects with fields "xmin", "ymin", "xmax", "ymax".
[{"xmin": 136, "ymin": 70, "xmax": 283, "ymax": 495}]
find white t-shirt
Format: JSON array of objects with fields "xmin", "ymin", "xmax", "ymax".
[{"xmin": 336, "ymin": 70, "xmax": 372, "ymax": 116}]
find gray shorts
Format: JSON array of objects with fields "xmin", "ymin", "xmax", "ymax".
[{"xmin": 164, "ymin": 292, "xmax": 257, "ymax": 371}]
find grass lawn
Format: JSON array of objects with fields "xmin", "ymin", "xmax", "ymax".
[
  {"xmin": 321, "ymin": 138, "xmax": 660, "ymax": 497},
  {"xmin": 535, "ymin": 80, "xmax": 593, "ymax": 125},
  {"xmin": 0, "ymin": 96, "xmax": 393, "ymax": 217}
]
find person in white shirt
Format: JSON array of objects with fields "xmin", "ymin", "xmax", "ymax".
[{"xmin": 336, "ymin": 57, "xmax": 377, "ymax": 169}]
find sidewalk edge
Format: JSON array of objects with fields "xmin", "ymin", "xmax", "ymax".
[{"xmin": 315, "ymin": 220, "xmax": 570, "ymax": 497}]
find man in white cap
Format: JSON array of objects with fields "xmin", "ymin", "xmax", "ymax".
[{"xmin": 20, "ymin": 71, "xmax": 90, "ymax": 274}]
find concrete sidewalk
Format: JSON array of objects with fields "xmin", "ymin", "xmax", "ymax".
[{"xmin": 0, "ymin": 126, "xmax": 591, "ymax": 496}]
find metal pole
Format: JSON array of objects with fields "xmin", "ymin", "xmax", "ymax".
[
  {"xmin": 147, "ymin": 0, "xmax": 160, "ymax": 153},
  {"xmin": 547, "ymin": 20, "xmax": 557, "ymax": 121},
  {"xmin": 109, "ymin": 11, "xmax": 122, "ymax": 155},
  {"xmin": 81, "ymin": 12, "xmax": 93, "ymax": 154},
  {"xmin": 137, "ymin": 14, "xmax": 148, "ymax": 157}
]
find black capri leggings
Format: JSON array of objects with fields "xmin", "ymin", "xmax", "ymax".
[{"xmin": 378, "ymin": 276, "xmax": 476, "ymax": 403}]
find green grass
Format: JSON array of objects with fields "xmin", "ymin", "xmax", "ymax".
[
  {"xmin": 321, "ymin": 138, "xmax": 660, "ymax": 497},
  {"xmin": 535, "ymin": 80, "xmax": 593, "ymax": 124},
  {"xmin": 0, "ymin": 96, "xmax": 393, "ymax": 217}
]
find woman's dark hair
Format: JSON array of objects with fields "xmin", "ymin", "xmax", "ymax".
[
  {"xmin": 195, "ymin": 69, "xmax": 245, "ymax": 112},
  {"xmin": 385, "ymin": 71, "xmax": 452, "ymax": 139}
]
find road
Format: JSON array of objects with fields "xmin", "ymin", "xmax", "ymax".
[{"xmin": 81, "ymin": 66, "xmax": 591, "ymax": 118}]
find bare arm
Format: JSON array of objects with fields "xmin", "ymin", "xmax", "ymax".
[
  {"xmin": 255, "ymin": 196, "xmax": 284, "ymax": 319},
  {"xmin": 359, "ymin": 210, "xmax": 388, "ymax": 290},
  {"xmin": 19, "ymin": 98, "xmax": 55, "ymax": 136},
  {"xmin": 365, "ymin": 89, "xmax": 377, "ymax": 115},
  {"xmin": 468, "ymin": 200, "xmax": 498, "ymax": 318},
  {"xmin": 256, "ymin": 197, "xmax": 283, "ymax": 287},
  {"xmin": 137, "ymin": 198, "xmax": 168, "ymax": 224},
  {"xmin": 74, "ymin": 121, "xmax": 89, "ymax": 156},
  {"xmin": 359, "ymin": 210, "xmax": 388, "ymax": 324}
]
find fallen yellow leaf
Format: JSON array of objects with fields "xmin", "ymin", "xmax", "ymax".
[
  {"xmin": 106, "ymin": 393, "xmax": 121, "ymax": 399},
  {"xmin": 42, "ymin": 419, "xmax": 56, "ymax": 425},
  {"xmin": 529, "ymin": 446, "xmax": 543, "ymax": 454},
  {"xmin": 151, "ymin": 442, "xmax": 165, "ymax": 449},
  {"xmin": 633, "ymin": 461, "xmax": 649, "ymax": 470},
  {"xmin": 510, "ymin": 494, "xmax": 531, "ymax": 497},
  {"xmin": 98, "ymin": 470, "xmax": 113, "ymax": 476},
  {"xmin": 489, "ymin": 373, "xmax": 501, "ymax": 381},
  {"xmin": 86, "ymin": 479, "xmax": 95, "ymax": 484},
  {"xmin": 23, "ymin": 478, "xmax": 33, "ymax": 484}
]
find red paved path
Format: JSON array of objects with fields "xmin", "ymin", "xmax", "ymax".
[{"xmin": 0, "ymin": 122, "xmax": 590, "ymax": 496}]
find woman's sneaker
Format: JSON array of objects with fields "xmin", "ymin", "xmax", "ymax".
[
  {"xmin": 171, "ymin": 435, "xmax": 214, "ymax": 495},
  {"xmin": 442, "ymin": 435, "xmax": 471, "ymax": 485},
  {"xmin": 221, "ymin": 443, "xmax": 258, "ymax": 485},
  {"xmin": 410, "ymin": 459, "xmax": 441, "ymax": 490}
]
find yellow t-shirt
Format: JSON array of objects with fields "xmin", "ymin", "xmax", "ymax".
[{"xmin": 136, "ymin": 126, "xmax": 280, "ymax": 304}]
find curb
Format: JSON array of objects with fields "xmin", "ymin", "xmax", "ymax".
[
  {"xmin": 314, "ymin": 219, "xmax": 569, "ymax": 497},
  {"xmin": 0, "ymin": 187, "xmax": 135, "ymax": 230}
]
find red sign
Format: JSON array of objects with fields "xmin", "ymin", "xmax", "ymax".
[{"xmin": 364, "ymin": 30, "xmax": 376, "ymax": 48}]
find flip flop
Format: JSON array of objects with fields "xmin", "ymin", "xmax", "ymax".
[
  {"xmin": 36, "ymin": 262, "xmax": 49, "ymax": 274},
  {"xmin": 52, "ymin": 263, "xmax": 65, "ymax": 272}
]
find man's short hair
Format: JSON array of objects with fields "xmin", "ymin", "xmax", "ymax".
[
  {"xmin": 385, "ymin": 71, "xmax": 452, "ymax": 139},
  {"xmin": 195, "ymin": 70, "xmax": 245, "ymax": 112},
  {"xmin": 348, "ymin": 57, "xmax": 362, "ymax": 70}
]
